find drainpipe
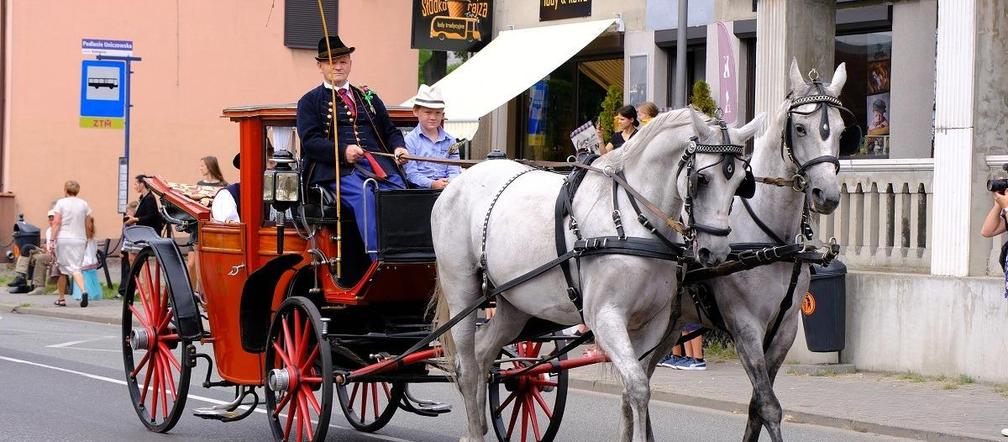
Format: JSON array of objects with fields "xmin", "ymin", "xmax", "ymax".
[{"xmin": 0, "ymin": 0, "xmax": 6, "ymax": 191}]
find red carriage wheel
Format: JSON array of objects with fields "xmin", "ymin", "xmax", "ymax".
[
  {"xmin": 336, "ymin": 379, "xmax": 405, "ymax": 432},
  {"xmin": 488, "ymin": 340, "xmax": 569, "ymax": 442},
  {"xmin": 264, "ymin": 297, "xmax": 333, "ymax": 442},
  {"xmin": 121, "ymin": 248, "xmax": 193, "ymax": 433}
]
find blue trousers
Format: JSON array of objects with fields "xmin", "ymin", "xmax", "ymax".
[{"xmin": 331, "ymin": 165, "xmax": 405, "ymax": 260}]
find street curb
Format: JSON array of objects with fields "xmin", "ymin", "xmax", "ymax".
[
  {"xmin": 568, "ymin": 378, "xmax": 993, "ymax": 442},
  {"xmin": 0, "ymin": 303, "xmax": 120, "ymax": 326}
]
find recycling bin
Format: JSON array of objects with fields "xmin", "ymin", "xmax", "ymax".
[{"xmin": 801, "ymin": 260, "xmax": 847, "ymax": 352}]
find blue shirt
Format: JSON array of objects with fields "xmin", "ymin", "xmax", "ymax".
[{"xmin": 403, "ymin": 125, "xmax": 461, "ymax": 188}]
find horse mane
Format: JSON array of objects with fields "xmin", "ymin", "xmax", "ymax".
[{"xmin": 596, "ymin": 108, "xmax": 693, "ymax": 170}]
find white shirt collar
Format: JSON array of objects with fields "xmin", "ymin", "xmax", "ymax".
[{"xmin": 323, "ymin": 80, "xmax": 351, "ymax": 93}]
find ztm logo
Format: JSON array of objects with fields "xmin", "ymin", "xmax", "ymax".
[{"xmin": 801, "ymin": 292, "xmax": 816, "ymax": 316}]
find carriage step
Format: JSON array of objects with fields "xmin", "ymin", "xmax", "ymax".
[
  {"xmin": 193, "ymin": 405, "xmax": 255, "ymax": 422},
  {"xmin": 401, "ymin": 389, "xmax": 452, "ymax": 416}
]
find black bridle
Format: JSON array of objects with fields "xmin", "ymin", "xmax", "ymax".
[
  {"xmin": 779, "ymin": 70, "xmax": 855, "ymax": 193},
  {"xmin": 677, "ymin": 117, "xmax": 750, "ymax": 238}
]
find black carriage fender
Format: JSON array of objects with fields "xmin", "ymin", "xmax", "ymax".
[
  {"xmin": 239, "ymin": 254, "xmax": 305, "ymax": 353},
  {"xmin": 124, "ymin": 225, "xmax": 203, "ymax": 340}
]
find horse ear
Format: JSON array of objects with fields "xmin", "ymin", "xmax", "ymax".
[
  {"xmin": 788, "ymin": 58, "xmax": 805, "ymax": 91},
  {"xmin": 737, "ymin": 112, "xmax": 766, "ymax": 142},
  {"xmin": 689, "ymin": 107, "xmax": 714, "ymax": 140},
  {"xmin": 827, "ymin": 62, "xmax": 848, "ymax": 97}
]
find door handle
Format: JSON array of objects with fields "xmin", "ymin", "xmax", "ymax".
[{"xmin": 227, "ymin": 264, "xmax": 245, "ymax": 276}]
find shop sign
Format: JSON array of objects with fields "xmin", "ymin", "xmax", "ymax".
[
  {"xmin": 412, "ymin": 0, "xmax": 493, "ymax": 52},
  {"xmin": 540, "ymin": 0, "xmax": 591, "ymax": 22}
]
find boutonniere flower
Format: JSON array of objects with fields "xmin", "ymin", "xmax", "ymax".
[{"xmin": 361, "ymin": 85, "xmax": 377, "ymax": 114}]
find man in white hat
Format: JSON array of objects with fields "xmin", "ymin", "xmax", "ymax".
[{"xmin": 404, "ymin": 84, "xmax": 461, "ymax": 190}]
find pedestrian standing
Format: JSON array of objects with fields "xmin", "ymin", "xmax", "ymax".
[
  {"xmin": 51, "ymin": 180, "xmax": 93, "ymax": 307},
  {"xmin": 602, "ymin": 105, "xmax": 639, "ymax": 153}
]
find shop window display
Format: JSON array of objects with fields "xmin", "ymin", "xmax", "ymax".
[{"xmin": 835, "ymin": 31, "xmax": 892, "ymax": 159}]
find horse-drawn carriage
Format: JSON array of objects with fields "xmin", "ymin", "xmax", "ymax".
[{"xmin": 120, "ymin": 61, "xmax": 849, "ymax": 442}]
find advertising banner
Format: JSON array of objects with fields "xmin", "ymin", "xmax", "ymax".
[
  {"xmin": 540, "ymin": 0, "xmax": 591, "ymax": 21},
  {"xmin": 412, "ymin": 0, "xmax": 493, "ymax": 52}
]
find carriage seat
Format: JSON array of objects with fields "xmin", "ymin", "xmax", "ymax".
[{"xmin": 302, "ymin": 184, "xmax": 339, "ymax": 224}]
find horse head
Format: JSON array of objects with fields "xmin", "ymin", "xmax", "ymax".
[
  {"xmin": 777, "ymin": 58, "xmax": 848, "ymax": 214},
  {"xmin": 681, "ymin": 107, "xmax": 765, "ymax": 266}
]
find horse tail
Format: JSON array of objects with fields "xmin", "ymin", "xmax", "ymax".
[{"xmin": 428, "ymin": 277, "xmax": 457, "ymax": 374}]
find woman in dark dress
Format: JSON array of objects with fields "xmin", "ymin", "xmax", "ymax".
[{"xmin": 604, "ymin": 105, "xmax": 639, "ymax": 153}]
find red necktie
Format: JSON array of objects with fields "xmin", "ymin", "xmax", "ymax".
[{"xmin": 337, "ymin": 88, "xmax": 357, "ymax": 118}]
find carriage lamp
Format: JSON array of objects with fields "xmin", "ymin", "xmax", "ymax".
[{"xmin": 263, "ymin": 149, "xmax": 300, "ymax": 254}]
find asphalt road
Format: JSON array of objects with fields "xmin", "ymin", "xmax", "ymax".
[{"xmin": 0, "ymin": 312, "xmax": 913, "ymax": 442}]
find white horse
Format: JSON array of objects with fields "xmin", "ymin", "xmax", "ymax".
[
  {"xmin": 658, "ymin": 60, "xmax": 848, "ymax": 442},
  {"xmin": 431, "ymin": 108, "xmax": 765, "ymax": 442}
]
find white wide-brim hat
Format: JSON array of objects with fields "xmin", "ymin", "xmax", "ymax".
[{"xmin": 412, "ymin": 84, "xmax": 446, "ymax": 109}]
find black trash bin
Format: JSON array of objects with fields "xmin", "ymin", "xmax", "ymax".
[
  {"xmin": 801, "ymin": 260, "xmax": 847, "ymax": 352},
  {"xmin": 12, "ymin": 218, "xmax": 41, "ymax": 257}
]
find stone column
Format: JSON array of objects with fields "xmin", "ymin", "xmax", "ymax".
[
  {"xmin": 931, "ymin": 0, "xmax": 978, "ymax": 276},
  {"xmin": 754, "ymin": 0, "xmax": 836, "ymax": 120}
]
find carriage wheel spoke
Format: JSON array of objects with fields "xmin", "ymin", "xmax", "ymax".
[
  {"xmin": 274, "ymin": 390, "xmax": 292, "ymax": 417},
  {"xmin": 138, "ymin": 350, "xmax": 155, "ymax": 406},
  {"xmin": 371, "ymin": 382, "xmax": 380, "ymax": 420},
  {"xmin": 531, "ymin": 388, "xmax": 552, "ymax": 418},
  {"xmin": 158, "ymin": 352, "xmax": 178, "ymax": 403},
  {"xmin": 282, "ymin": 316, "xmax": 296, "ymax": 365},
  {"xmin": 507, "ymin": 391, "xmax": 521, "ymax": 439},
  {"xmin": 360, "ymin": 382, "xmax": 369, "ymax": 423},
  {"xmin": 299, "ymin": 344, "xmax": 319, "ymax": 373},
  {"xmin": 129, "ymin": 349, "xmax": 151, "ymax": 379},
  {"xmin": 527, "ymin": 395, "xmax": 542, "ymax": 440},
  {"xmin": 157, "ymin": 342, "xmax": 182, "ymax": 372},
  {"xmin": 296, "ymin": 315, "xmax": 311, "ymax": 364},
  {"xmin": 283, "ymin": 390, "xmax": 297, "ymax": 440},
  {"xmin": 300, "ymin": 384, "xmax": 322, "ymax": 414},
  {"xmin": 294, "ymin": 399, "xmax": 304, "ymax": 442},
  {"xmin": 496, "ymin": 390, "xmax": 517, "ymax": 414},
  {"xmin": 272, "ymin": 342, "xmax": 296, "ymax": 370},
  {"xmin": 521, "ymin": 394, "xmax": 530, "ymax": 442},
  {"xmin": 299, "ymin": 394, "xmax": 314, "ymax": 441},
  {"xmin": 382, "ymin": 382, "xmax": 391, "ymax": 399},
  {"xmin": 349, "ymin": 382, "xmax": 360, "ymax": 404},
  {"xmin": 129, "ymin": 304, "xmax": 151, "ymax": 329},
  {"xmin": 158, "ymin": 356, "xmax": 170, "ymax": 419},
  {"xmin": 150, "ymin": 354, "xmax": 162, "ymax": 421}
]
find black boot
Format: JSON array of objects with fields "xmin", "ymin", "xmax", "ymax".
[
  {"xmin": 7, "ymin": 275, "xmax": 26, "ymax": 287},
  {"xmin": 9, "ymin": 283, "xmax": 30, "ymax": 294}
]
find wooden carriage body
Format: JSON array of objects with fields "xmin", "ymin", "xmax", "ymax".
[{"xmin": 148, "ymin": 103, "xmax": 438, "ymax": 385}]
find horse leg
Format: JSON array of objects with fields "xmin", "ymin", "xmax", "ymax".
[
  {"xmin": 473, "ymin": 298, "xmax": 531, "ymax": 435},
  {"xmin": 438, "ymin": 268, "xmax": 486, "ymax": 442},
  {"xmin": 759, "ymin": 313, "xmax": 801, "ymax": 441},
  {"xmin": 731, "ymin": 320, "xmax": 783, "ymax": 442},
  {"xmin": 592, "ymin": 308, "xmax": 653, "ymax": 442}
]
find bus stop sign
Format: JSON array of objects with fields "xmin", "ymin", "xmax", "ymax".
[{"xmin": 80, "ymin": 59, "xmax": 126, "ymax": 129}]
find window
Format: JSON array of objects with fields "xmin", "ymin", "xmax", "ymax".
[
  {"xmin": 835, "ymin": 31, "xmax": 892, "ymax": 159},
  {"xmin": 285, "ymin": 0, "xmax": 338, "ymax": 49}
]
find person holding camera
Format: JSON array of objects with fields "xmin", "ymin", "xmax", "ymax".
[{"xmin": 981, "ymin": 180, "xmax": 1008, "ymax": 299}]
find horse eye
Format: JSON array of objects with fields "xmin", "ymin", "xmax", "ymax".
[
  {"xmin": 697, "ymin": 173, "xmax": 710, "ymax": 186},
  {"xmin": 795, "ymin": 124, "xmax": 807, "ymax": 136}
]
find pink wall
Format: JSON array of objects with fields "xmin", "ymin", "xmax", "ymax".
[{"xmin": 3, "ymin": 0, "xmax": 417, "ymax": 237}]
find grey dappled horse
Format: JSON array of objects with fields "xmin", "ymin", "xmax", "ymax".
[
  {"xmin": 431, "ymin": 107, "xmax": 765, "ymax": 442},
  {"xmin": 658, "ymin": 60, "xmax": 848, "ymax": 442}
]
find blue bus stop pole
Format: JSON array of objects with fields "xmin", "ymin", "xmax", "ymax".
[{"xmin": 97, "ymin": 54, "xmax": 140, "ymax": 213}]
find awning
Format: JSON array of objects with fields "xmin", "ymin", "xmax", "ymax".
[{"xmin": 404, "ymin": 19, "xmax": 616, "ymax": 140}]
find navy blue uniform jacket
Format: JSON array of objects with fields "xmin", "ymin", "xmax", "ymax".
[{"xmin": 296, "ymin": 84, "xmax": 406, "ymax": 185}]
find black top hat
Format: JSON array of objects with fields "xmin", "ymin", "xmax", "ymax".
[{"xmin": 315, "ymin": 35, "xmax": 355, "ymax": 61}]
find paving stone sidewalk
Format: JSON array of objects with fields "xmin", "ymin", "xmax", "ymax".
[{"xmin": 570, "ymin": 356, "xmax": 1008, "ymax": 441}]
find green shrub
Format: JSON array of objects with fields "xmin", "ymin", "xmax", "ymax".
[
  {"xmin": 597, "ymin": 85, "xmax": 623, "ymax": 144},
  {"xmin": 690, "ymin": 80, "xmax": 717, "ymax": 116}
]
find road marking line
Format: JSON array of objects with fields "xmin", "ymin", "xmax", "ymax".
[
  {"xmin": 0, "ymin": 355, "xmax": 411, "ymax": 442},
  {"xmin": 47, "ymin": 337, "xmax": 113, "ymax": 348}
]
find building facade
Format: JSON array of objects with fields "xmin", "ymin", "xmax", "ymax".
[
  {"xmin": 0, "ymin": 0, "xmax": 417, "ymax": 237},
  {"xmin": 471, "ymin": 0, "xmax": 1008, "ymax": 383}
]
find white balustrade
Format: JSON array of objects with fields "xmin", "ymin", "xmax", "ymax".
[{"xmin": 816, "ymin": 159, "xmax": 934, "ymax": 273}]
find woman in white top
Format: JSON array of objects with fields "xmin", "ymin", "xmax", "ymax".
[{"xmin": 51, "ymin": 180, "xmax": 94, "ymax": 307}]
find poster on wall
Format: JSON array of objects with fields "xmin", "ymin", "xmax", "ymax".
[
  {"xmin": 540, "ymin": 0, "xmax": 591, "ymax": 21},
  {"xmin": 412, "ymin": 0, "xmax": 493, "ymax": 52}
]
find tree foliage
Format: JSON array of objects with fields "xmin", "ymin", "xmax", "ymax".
[
  {"xmin": 690, "ymin": 80, "xmax": 717, "ymax": 117},
  {"xmin": 597, "ymin": 85, "xmax": 623, "ymax": 144}
]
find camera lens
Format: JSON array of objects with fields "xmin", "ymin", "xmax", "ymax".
[{"xmin": 988, "ymin": 179, "xmax": 1008, "ymax": 193}]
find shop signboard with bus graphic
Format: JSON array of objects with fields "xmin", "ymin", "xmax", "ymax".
[{"xmin": 412, "ymin": 0, "xmax": 492, "ymax": 51}]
